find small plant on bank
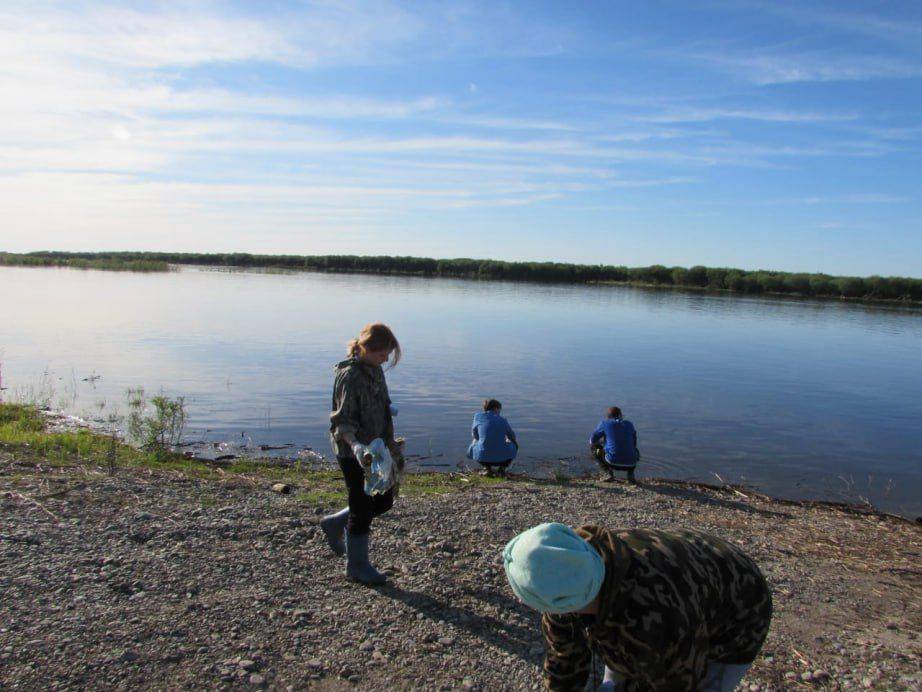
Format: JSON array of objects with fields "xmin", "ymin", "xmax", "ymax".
[{"xmin": 126, "ymin": 388, "xmax": 187, "ymax": 459}]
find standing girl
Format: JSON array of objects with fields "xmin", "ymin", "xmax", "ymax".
[{"xmin": 322, "ymin": 323, "xmax": 404, "ymax": 585}]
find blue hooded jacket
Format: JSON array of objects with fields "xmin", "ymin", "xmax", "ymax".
[
  {"xmin": 467, "ymin": 411, "xmax": 518, "ymax": 463},
  {"xmin": 590, "ymin": 417, "xmax": 638, "ymax": 468}
]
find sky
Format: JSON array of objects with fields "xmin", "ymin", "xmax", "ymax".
[{"xmin": 1, "ymin": 0, "xmax": 921, "ymax": 276}]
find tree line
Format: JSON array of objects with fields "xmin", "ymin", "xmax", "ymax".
[
  {"xmin": 0, "ymin": 252, "xmax": 168, "ymax": 272},
  {"xmin": 5, "ymin": 251, "xmax": 921, "ymax": 303}
]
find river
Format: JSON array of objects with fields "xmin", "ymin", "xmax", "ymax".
[{"xmin": 2, "ymin": 265, "xmax": 920, "ymax": 517}]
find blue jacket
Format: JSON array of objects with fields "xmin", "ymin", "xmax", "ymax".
[
  {"xmin": 467, "ymin": 411, "xmax": 518, "ymax": 463},
  {"xmin": 590, "ymin": 418, "xmax": 638, "ymax": 468}
]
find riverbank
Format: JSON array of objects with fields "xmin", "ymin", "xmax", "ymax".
[
  {"xmin": 1, "ymin": 405, "xmax": 919, "ymax": 690},
  {"xmin": 5, "ymin": 251, "xmax": 921, "ymax": 306}
]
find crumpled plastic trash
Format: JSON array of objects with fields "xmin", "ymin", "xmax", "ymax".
[{"xmin": 363, "ymin": 438, "xmax": 395, "ymax": 496}]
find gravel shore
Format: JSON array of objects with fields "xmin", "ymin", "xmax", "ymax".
[{"xmin": 1, "ymin": 451, "xmax": 919, "ymax": 691}]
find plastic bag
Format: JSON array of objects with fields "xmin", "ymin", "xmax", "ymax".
[{"xmin": 363, "ymin": 438, "xmax": 395, "ymax": 496}]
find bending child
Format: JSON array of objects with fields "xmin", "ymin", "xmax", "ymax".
[
  {"xmin": 503, "ymin": 523, "xmax": 773, "ymax": 691},
  {"xmin": 467, "ymin": 398, "xmax": 518, "ymax": 477},
  {"xmin": 589, "ymin": 406, "xmax": 639, "ymax": 483}
]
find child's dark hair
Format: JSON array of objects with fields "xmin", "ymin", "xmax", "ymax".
[
  {"xmin": 607, "ymin": 406, "xmax": 623, "ymax": 419},
  {"xmin": 483, "ymin": 398, "xmax": 502, "ymax": 412}
]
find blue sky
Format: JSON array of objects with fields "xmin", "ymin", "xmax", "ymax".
[{"xmin": 1, "ymin": 1, "xmax": 920, "ymax": 276}]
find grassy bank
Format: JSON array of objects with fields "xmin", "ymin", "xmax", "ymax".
[
  {"xmin": 0, "ymin": 403, "xmax": 500, "ymax": 501},
  {"xmin": 8, "ymin": 250, "xmax": 922, "ymax": 304}
]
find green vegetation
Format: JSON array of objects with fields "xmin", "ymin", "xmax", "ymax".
[
  {"xmin": 125, "ymin": 388, "xmax": 186, "ymax": 460},
  {"xmin": 6, "ymin": 250, "xmax": 920, "ymax": 303},
  {"xmin": 0, "ymin": 252, "xmax": 169, "ymax": 272},
  {"xmin": 0, "ymin": 402, "xmax": 506, "ymax": 503},
  {"xmin": 0, "ymin": 402, "xmax": 187, "ymax": 472}
]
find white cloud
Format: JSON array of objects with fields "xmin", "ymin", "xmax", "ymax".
[
  {"xmin": 738, "ymin": 2, "xmax": 922, "ymax": 48},
  {"xmin": 0, "ymin": 1, "xmax": 423, "ymax": 70},
  {"xmin": 438, "ymin": 115, "xmax": 581, "ymax": 132},
  {"xmin": 0, "ymin": 1, "xmax": 916, "ymax": 256},
  {"xmin": 693, "ymin": 49, "xmax": 922, "ymax": 85},
  {"xmin": 637, "ymin": 107, "xmax": 856, "ymax": 124},
  {"xmin": 801, "ymin": 194, "xmax": 911, "ymax": 205}
]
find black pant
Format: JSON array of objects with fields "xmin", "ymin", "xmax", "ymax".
[
  {"xmin": 592, "ymin": 446, "xmax": 637, "ymax": 472},
  {"xmin": 338, "ymin": 455, "xmax": 394, "ymax": 536},
  {"xmin": 478, "ymin": 460, "xmax": 512, "ymax": 470}
]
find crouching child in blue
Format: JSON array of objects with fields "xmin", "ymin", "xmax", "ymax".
[
  {"xmin": 467, "ymin": 398, "xmax": 518, "ymax": 477},
  {"xmin": 590, "ymin": 406, "xmax": 639, "ymax": 483}
]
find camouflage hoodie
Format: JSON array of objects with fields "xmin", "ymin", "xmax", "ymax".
[
  {"xmin": 329, "ymin": 357, "xmax": 394, "ymax": 458},
  {"xmin": 541, "ymin": 526, "xmax": 772, "ymax": 691}
]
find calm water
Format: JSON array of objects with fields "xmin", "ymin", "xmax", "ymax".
[{"xmin": 2, "ymin": 265, "xmax": 920, "ymax": 517}]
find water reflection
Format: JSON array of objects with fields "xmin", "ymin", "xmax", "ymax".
[{"xmin": 1, "ymin": 265, "xmax": 920, "ymax": 517}]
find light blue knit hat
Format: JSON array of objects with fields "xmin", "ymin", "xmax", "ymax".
[{"xmin": 503, "ymin": 523, "xmax": 605, "ymax": 614}]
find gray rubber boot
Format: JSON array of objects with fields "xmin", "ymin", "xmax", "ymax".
[
  {"xmin": 345, "ymin": 532, "xmax": 386, "ymax": 585},
  {"xmin": 320, "ymin": 506, "xmax": 349, "ymax": 556}
]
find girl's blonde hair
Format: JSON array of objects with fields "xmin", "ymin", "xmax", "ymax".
[{"xmin": 348, "ymin": 323, "xmax": 401, "ymax": 368}]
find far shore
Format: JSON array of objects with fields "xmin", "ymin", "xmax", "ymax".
[{"xmin": 3, "ymin": 250, "xmax": 921, "ymax": 307}]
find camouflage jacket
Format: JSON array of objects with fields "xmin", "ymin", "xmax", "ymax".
[
  {"xmin": 329, "ymin": 357, "xmax": 395, "ymax": 458},
  {"xmin": 542, "ymin": 526, "xmax": 772, "ymax": 691}
]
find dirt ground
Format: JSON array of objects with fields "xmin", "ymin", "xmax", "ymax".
[{"xmin": 1, "ymin": 451, "xmax": 919, "ymax": 690}]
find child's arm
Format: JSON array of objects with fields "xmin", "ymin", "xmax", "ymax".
[
  {"xmin": 505, "ymin": 418, "xmax": 518, "ymax": 447},
  {"xmin": 589, "ymin": 422, "xmax": 605, "ymax": 447}
]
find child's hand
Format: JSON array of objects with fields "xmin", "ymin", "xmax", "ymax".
[{"xmin": 351, "ymin": 442, "xmax": 372, "ymax": 467}]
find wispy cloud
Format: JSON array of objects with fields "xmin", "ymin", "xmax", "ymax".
[
  {"xmin": 0, "ymin": 1, "xmax": 919, "ymax": 274},
  {"xmin": 736, "ymin": 2, "xmax": 922, "ymax": 48},
  {"xmin": 0, "ymin": 1, "xmax": 423, "ymax": 69},
  {"xmin": 800, "ymin": 194, "xmax": 911, "ymax": 205},
  {"xmin": 636, "ymin": 106, "xmax": 856, "ymax": 124},
  {"xmin": 436, "ymin": 115, "xmax": 581, "ymax": 132},
  {"xmin": 689, "ymin": 48, "xmax": 922, "ymax": 85}
]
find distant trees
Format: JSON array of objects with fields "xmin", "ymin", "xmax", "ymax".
[
  {"xmin": 0, "ymin": 252, "xmax": 168, "ymax": 272},
  {"xmin": 5, "ymin": 251, "xmax": 921, "ymax": 303}
]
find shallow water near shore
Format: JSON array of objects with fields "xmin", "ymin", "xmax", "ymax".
[{"xmin": 2, "ymin": 265, "xmax": 920, "ymax": 516}]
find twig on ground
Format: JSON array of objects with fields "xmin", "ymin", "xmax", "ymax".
[
  {"xmin": 791, "ymin": 647, "xmax": 811, "ymax": 667},
  {"xmin": 7, "ymin": 490, "xmax": 61, "ymax": 522}
]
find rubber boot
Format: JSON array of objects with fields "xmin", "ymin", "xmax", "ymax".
[
  {"xmin": 320, "ymin": 506, "xmax": 349, "ymax": 556},
  {"xmin": 627, "ymin": 468, "xmax": 637, "ymax": 484},
  {"xmin": 345, "ymin": 532, "xmax": 386, "ymax": 585}
]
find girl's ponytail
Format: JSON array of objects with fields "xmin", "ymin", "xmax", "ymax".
[{"xmin": 347, "ymin": 323, "xmax": 401, "ymax": 368}]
